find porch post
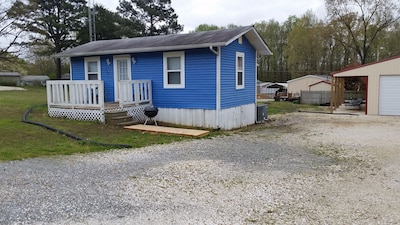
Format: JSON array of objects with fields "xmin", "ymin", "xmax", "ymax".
[{"xmin": 98, "ymin": 80, "xmax": 105, "ymax": 112}]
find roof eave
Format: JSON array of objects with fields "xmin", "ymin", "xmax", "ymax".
[
  {"xmin": 224, "ymin": 27, "xmax": 273, "ymax": 56},
  {"xmin": 54, "ymin": 42, "xmax": 228, "ymax": 58}
]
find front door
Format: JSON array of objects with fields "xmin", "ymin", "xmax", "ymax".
[{"xmin": 113, "ymin": 55, "xmax": 131, "ymax": 101}]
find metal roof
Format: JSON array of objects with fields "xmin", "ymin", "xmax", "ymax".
[
  {"xmin": 21, "ymin": 75, "xmax": 50, "ymax": 81},
  {"xmin": 287, "ymin": 75, "xmax": 331, "ymax": 83},
  {"xmin": 54, "ymin": 26, "xmax": 272, "ymax": 58},
  {"xmin": 0, "ymin": 72, "xmax": 21, "ymax": 77}
]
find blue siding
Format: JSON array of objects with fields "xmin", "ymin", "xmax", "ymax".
[
  {"xmin": 69, "ymin": 35, "xmax": 257, "ymax": 110},
  {"xmin": 133, "ymin": 49, "xmax": 217, "ymax": 109},
  {"xmin": 220, "ymin": 36, "xmax": 256, "ymax": 109},
  {"xmin": 70, "ymin": 55, "xmax": 115, "ymax": 102}
]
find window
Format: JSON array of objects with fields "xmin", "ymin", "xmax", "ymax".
[
  {"xmin": 85, "ymin": 57, "xmax": 101, "ymax": 80},
  {"xmin": 163, "ymin": 51, "xmax": 185, "ymax": 88},
  {"xmin": 236, "ymin": 52, "xmax": 244, "ymax": 89}
]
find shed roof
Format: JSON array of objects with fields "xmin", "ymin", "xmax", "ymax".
[
  {"xmin": 54, "ymin": 26, "xmax": 272, "ymax": 58},
  {"xmin": 309, "ymin": 80, "xmax": 331, "ymax": 87},
  {"xmin": 287, "ymin": 75, "xmax": 330, "ymax": 83},
  {"xmin": 0, "ymin": 72, "xmax": 21, "ymax": 77},
  {"xmin": 331, "ymin": 55, "xmax": 400, "ymax": 77},
  {"xmin": 21, "ymin": 75, "xmax": 50, "ymax": 81}
]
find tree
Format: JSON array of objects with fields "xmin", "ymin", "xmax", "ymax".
[
  {"xmin": 255, "ymin": 19, "xmax": 293, "ymax": 82},
  {"xmin": 190, "ymin": 24, "xmax": 240, "ymax": 33},
  {"xmin": 380, "ymin": 21, "xmax": 400, "ymax": 58},
  {"xmin": 8, "ymin": 0, "xmax": 87, "ymax": 79},
  {"xmin": 76, "ymin": 4, "xmax": 143, "ymax": 44},
  {"xmin": 286, "ymin": 11, "xmax": 328, "ymax": 78},
  {"xmin": 118, "ymin": 0, "xmax": 183, "ymax": 36},
  {"xmin": 0, "ymin": 0, "xmax": 24, "ymax": 61},
  {"xmin": 326, "ymin": 0, "xmax": 400, "ymax": 64},
  {"xmin": 192, "ymin": 24, "xmax": 221, "ymax": 32}
]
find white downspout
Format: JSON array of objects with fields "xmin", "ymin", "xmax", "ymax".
[
  {"xmin": 209, "ymin": 46, "xmax": 218, "ymax": 55},
  {"xmin": 210, "ymin": 46, "xmax": 221, "ymax": 129}
]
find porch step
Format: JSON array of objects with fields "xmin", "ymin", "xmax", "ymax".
[{"xmin": 105, "ymin": 111, "xmax": 139, "ymax": 126}]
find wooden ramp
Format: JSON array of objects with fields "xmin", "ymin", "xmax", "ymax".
[{"xmin": 124, "ymin": 124, "xmax": 209, "ymax": 137}]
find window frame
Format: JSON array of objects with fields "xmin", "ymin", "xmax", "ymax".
[
  {"xmin": 163, "ymin": 51, "xmax": 185, "ymax": 89},
  {"xmin": 84, "ymin": 56, "xmax": 101, "ymax": 80},
  {"xmin": 236, "ymin": 52, "xmax": 245, "ymax": 89}
]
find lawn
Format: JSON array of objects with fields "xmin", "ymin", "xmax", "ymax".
[
  {"xmin": 0, "ymin": 87, "xmax": 190, "ymax": 161},
  {"xmin": 0, "ymin": 87, "xmax": 325, "ymax": 161},
  {"xmin": 264, "ymin": 100, "xmax": 328, "ymax": 115}
]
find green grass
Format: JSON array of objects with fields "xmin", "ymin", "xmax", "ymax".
[
  {"xmin": 0, "ymin": 87, "xmax": 324, "ymax": 161},
  {"xmin": 0, "ymin": 87, "xmax": 190, "ymax": 161},
  {"xmin": 263, "ymin": 101, "xmax": 328, "ymax": 115}
]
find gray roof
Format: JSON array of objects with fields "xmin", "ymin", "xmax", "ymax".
[
  {"xmin": 287, "ymin": 75, "xmax": 331, "ymax": 83},
  {"xmin": 21, "ymin": 75, "xmax": 50, "ymax": 81},
  {"xmin": 0, "ymin": 72, "xmax": 21, "ymax": 77},
  {"xmin": 54, "ymin": 26, "xmax": 272, "ymax": 58}
]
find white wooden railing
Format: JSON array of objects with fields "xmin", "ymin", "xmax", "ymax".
[
  {"xmin": 118, "ymin": 80, "xmax": 152, "ymax": 107},
  {"xmin": 46, "ymin": 80, "xmax": 105, "ymax": 110}
]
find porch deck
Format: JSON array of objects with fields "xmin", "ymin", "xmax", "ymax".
[
  {"xmin": 124, "ymin": 124, "xmax": 210, "ymax": 137},
  {"xmin": 46, "ymin": 80, "xmax": 152, "ymax": 122}
]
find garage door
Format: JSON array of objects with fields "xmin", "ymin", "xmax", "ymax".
[{"xmin": 379, "ymin": 75, "xmax": 400, "ymax": 115}]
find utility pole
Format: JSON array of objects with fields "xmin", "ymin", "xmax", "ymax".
[{"xmin": 88, "ymin": 0, "xmax": 96, "ymax": 42}]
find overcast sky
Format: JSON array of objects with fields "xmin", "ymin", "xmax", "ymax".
[{"xmin": 96, "ymin": 0, "xmax": 327, "ymax": 32}]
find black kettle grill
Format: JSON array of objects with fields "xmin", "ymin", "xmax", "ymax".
[{"xmin": 144, "ymin": 106, "xmax": 158, "ymax": 125}]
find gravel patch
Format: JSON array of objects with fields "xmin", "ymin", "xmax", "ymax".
[{"xmin": 1, "ymin": 112, "xmax": 399, "ymax": 224}]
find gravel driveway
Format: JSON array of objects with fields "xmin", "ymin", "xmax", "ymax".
[{"xmin": 1, "ymin": 112, "xmax": 399, "ymax": 224}]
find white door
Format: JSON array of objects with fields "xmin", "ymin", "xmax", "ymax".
[
  {"xmin": 379, "ymin": 75, "xmax": 400, "ymax": 115},
  {"xmin": 113, "ymin": 55, "xmax": 131, "ymax": 101}
]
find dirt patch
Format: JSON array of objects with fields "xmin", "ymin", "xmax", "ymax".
[{"xmin": 0, "ymin": 86, "xmax": 26, "ymax": 91}]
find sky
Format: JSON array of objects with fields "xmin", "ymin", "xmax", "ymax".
[{"xmin": 96, "ymin": 0, "xmax": 327, "ymax": 32}]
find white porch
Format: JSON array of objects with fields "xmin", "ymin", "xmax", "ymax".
[{"xmin": 46, "ymin": 80, "xmax": 152, "ymax": 123}]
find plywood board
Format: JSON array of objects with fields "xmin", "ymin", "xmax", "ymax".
[{"xmin": 124, "ymin": 124, "xmax": 209, "ymax": 137}]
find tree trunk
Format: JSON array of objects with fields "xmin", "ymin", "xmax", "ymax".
[{"xmin": 55, "ymin": 58, "xmax": 62, "ymax": 79}]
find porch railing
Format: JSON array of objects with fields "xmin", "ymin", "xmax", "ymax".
[
  {"xmin": 118, "ymin": 80, "xmax": 152, "ymax": 107},
  {"xmin": 47, "ymin": 80, "xmax": 104, "ymax": 110}
]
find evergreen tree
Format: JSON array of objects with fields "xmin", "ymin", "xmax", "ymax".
[
  {"xmin": 76, "ymin": 4, "xmax": 143, "ymax": 44},
  {"xmin": 8, "ymin": 0, "xmax": 86, "ymax": 79},
  {"xmin": 118, "ymin": 0, "xmax": 183, "ymax": 36}
]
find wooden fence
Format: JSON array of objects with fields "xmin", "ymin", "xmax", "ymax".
[{"xmin": 300, "ymin": 91, "xmax": 331, "ymax": 105}]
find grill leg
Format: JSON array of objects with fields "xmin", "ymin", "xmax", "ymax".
[{"xmin": 144, "ymin": 117, "xmax": 157, "ymax": 126}]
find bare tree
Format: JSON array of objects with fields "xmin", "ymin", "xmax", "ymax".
[
  {"xmin": 326, "ymin": 0, "xmax": 400, "ymax": 64},
  {"xmin": 0, "ymin": 0, "xmax": 24, "ymax": 61}
]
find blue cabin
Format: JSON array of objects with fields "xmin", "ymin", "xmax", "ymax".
[{"xmin": 49, "ymin": 26, "xmax": 272, "ymax": 130}]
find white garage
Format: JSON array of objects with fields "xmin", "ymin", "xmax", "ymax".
[
  {"xmin": 379, "ymin": 75, "xmax": 400, "ymax": 116},
  {"xmin": 331, "ymin": 56, "xmax": 400, "ymax": 116}
]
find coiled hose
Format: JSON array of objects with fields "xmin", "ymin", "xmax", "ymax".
[{"xmin": 22, "ymin": 105, "xmax": 132, "ymax": 149}]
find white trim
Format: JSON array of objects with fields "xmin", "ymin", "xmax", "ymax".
[
  {"xmin": 69, "ymin": 57, "xmax": 72, "ymax": 80},
  {"xmin": 113, "ymin": 55, "xmax": 132, "ymax": 101},
  {"xmin": 163, "ymin": 51, "xmax": 185, "ymax": 88},
  {"xmin": 84, "ymin": 56, "xmax": 101, "ymax": 80},
  {"xmin": 255, "ymin": 51, "xmax": 258, "ymax": 102},
  {"xmin": 236, "ymin": 52, "xmax": 245, "ymax": 89}
]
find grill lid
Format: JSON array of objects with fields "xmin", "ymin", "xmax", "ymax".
[{"xmin": 144, "ymin": 106, "xmax": 158, "ymax": 117}]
